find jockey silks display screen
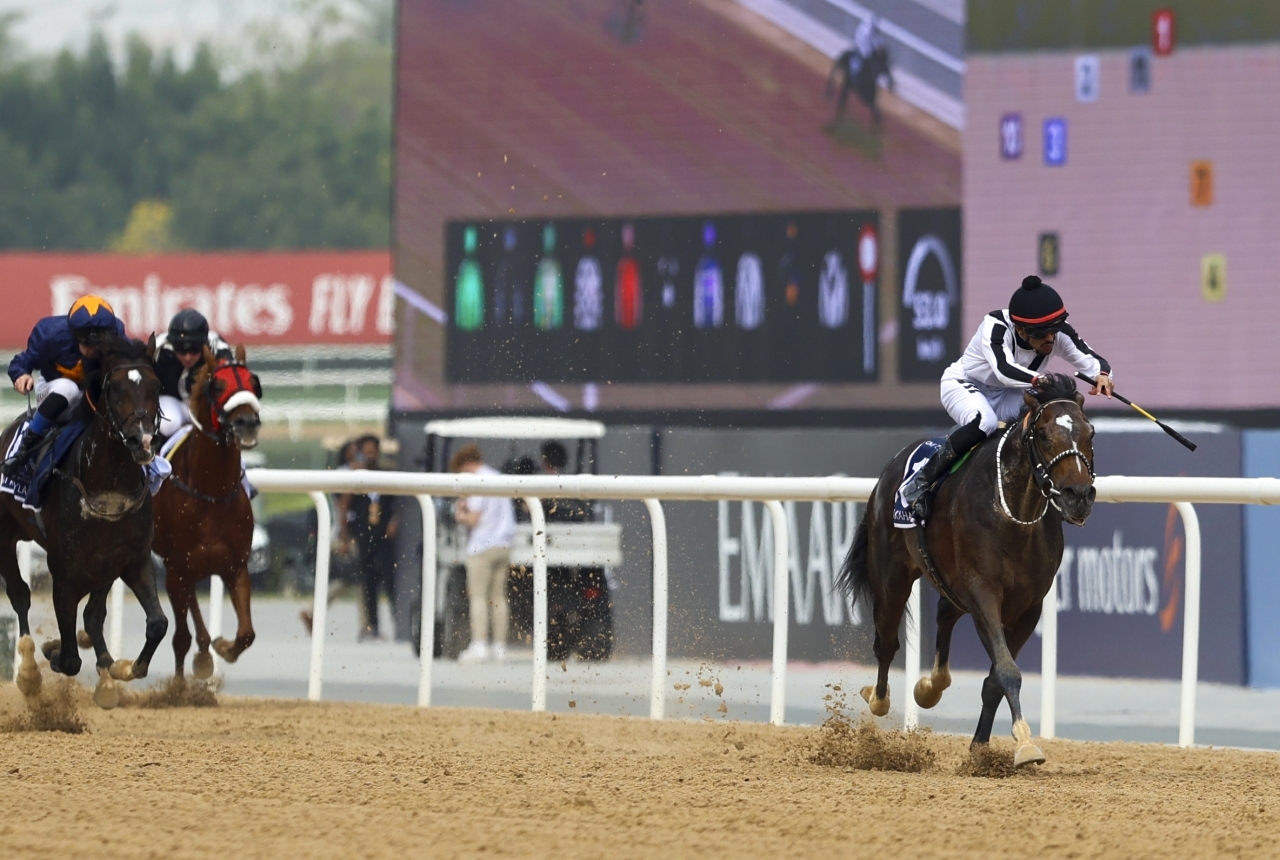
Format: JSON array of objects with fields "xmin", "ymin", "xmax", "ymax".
[{"xmin": 443, "ymin": 211, "xmax": 879, "ymax": 385}]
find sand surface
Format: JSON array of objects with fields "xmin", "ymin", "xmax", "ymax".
[{"xmin": 1, "ymin": 679, "xmax": 1278, "ymax": 859}]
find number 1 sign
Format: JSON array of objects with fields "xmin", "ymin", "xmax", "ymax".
[
  {"xmin": 1000, "ymin": 113, "xmax": 1023, "ymax": 160},
  {"xmin": 1043, "ymin": 118, "xmax": 1067, "ymax": 166}
]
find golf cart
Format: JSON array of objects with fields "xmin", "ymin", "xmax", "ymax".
[{"xmin": 414, "ymin": 417, "xmax": 622, "ymax": 661}]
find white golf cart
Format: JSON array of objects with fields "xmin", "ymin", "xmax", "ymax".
[{"xmin": 415, "ymin": 417, "xmax": 623, "ymax": 661}]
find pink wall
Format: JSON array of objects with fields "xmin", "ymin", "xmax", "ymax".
[{"xmin": 964, "ymin": 44, "xmax": 1280, "ymax": 409}]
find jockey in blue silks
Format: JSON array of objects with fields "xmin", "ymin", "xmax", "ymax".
[{"xmin": 3, "ymin": 296, "xmax": 127, "ymax": 478}]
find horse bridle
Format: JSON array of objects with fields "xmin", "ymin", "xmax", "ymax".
[
  {"xmin": 996, "ymin": 398, "xmax": 1094, "ymax": 524},
  {"xmin": 89, "ymin": 362, "xmax": 161, "ymax": 450},
  {"xmin": 190, "ymin": 362, "xmax": 258, "ymax": 443}
]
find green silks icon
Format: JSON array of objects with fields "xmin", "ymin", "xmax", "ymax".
[
  {"xmin": 455, "ymin": 226, "xmax": 484, "ymax": 331},
  {"xmin": 533, "ymin": 223, "xmax": 563, "ymax": 329}
]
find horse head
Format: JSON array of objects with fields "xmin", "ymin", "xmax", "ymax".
[
  {"xmin": 93, "ymin": 333, "xmax": 162, "ymax": 464},
  {"xmin": 1021, "ymin": 372, "xmax": 1096, "ymax": 526},
  {"xmin": 193, "ymin": 344, "xmax": 262, "ymax": 450}
]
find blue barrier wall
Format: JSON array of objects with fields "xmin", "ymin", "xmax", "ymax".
[{"xmin": 1243, "ymin": 431, "xmax": 1280, "ymax": 687}]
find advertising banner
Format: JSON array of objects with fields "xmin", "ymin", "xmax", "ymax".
[
  {"xmin": 444, "ymin": 212, "xmax": 880, "ymax": 385},
  {"xmin": 0, "ymin": 251, "xmax": 393, "ymax": 347},
  {"xmin": 897, "ymin": 208, "xmax": 963, "ymax": 382}
]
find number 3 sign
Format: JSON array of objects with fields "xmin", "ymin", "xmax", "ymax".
[{"xmin": 1043, "ymin": 118, "xmax": 1067, "ymax": 166}]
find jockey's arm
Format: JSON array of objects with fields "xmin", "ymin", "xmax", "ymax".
[
  {"xmin": 981, "ymin": 317, "xmax": 1039, "ymax": 388},
  {"xmin": 1055, "ymin": 323, "xmax": 1114, "ymax": 396}
]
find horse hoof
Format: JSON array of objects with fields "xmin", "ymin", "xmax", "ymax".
[
  {"xmin": 40, "ymin": 639, "xmax": 61, "ymax": 661},
  {"xmin": 193, "ymin": 652, "xmax": 215, "ymax": 680},
  {"xmin": 131, "ymin": 660, "xmax": 149, "ymax": 680},
  {"xmin": 860, "ymin": 684, "xmax": 890, "ymax": 717},
  {"xmin": 16, "ymin": 636, "xmax": 42, "ymax": 698},
  {"xmin": 108, "ymin": 659, "xmax": 135, "ymax": 682},
  {"xmin": 213, "ymin": 638, "xmax": 238, "ymax": 663},
  {"xmin": 913, "ymin": 676, "xmax": 947, "ymax": 709},
  {"xmin": 1014, "ymin": 743, "xmax": 1046, "ymax": 768},
  {"xmin": 77, "ymin": 629, "xmax": 93, "ymax": 650},
  {"xmin": 93, "ymin": 669, "xmax": 119, "ymax": 710}
]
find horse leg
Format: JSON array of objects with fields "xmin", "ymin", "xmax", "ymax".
[
  {"xmin": 189, "ymin": 588, "xmax": 215, "ymax": 679},
  {"xmin": 45, "ymin": 578, "xmax": 83, "ymax": 677},
  {"xmin": 167, "ymin": 577, "xmax": 195, "ymax": 679},
  {"xmin": 860, "ymin": 564, "xmax": 914, "ymax": 718},
  {"xmin": 213, "ymin": 566, "xmax": 256, "ymax": 663},
  {"xmin": 968, "ymin": 591, "xmax": 1044, "ymax": 767},
  {"xmin": 81, "ymin": 585, "xmax": 123, "ymax": 709},
  {"xmin": 109, "ymin": 557, "xmax": 169, "ymax": 682},
  {"xmin": 914, "ymin": 595, "xmax": 963, "ymax": 709},
  {"xmin": 0, "ymin": 537, "xmax": 40, "ymax": 697}
]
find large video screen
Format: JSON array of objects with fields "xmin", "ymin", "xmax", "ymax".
[
  {"xmin": 392, "ymin": 0, "xmax": 962, "ymax": 416},
  {"xmin": 445, "ymin": 211, "xmax": 879, "ymax": 385}
]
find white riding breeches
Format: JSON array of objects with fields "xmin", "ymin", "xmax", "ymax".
[
  {"xmin": 940, "ymin": 376, "xmax": 1027, "ymax": 436},
  {"xmin": 35, "ymin": 377, "xmax": 82, "ymax": 422},
  {"xmin": 159, "ymin": 395, "xmax": 190, "ymax": 439}
]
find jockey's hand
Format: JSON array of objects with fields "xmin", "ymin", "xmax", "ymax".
[
  {"xmin": 13, "ymin": 374, "xmax": 33, "ymax": 395},
  {"xmin": 1090, "ymin": 372, "xmax": 1114, "ymax": 398}
]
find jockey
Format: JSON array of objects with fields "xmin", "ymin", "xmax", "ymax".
[
  {"xmin": 154, "ymin": 308, "xmax": 233, "ymax": 441},
  {"xmin": 3, "ymin": 296, "xmax": 127, "ymax": 478},
  {"xmin": 902, "ymin": 276, "xmax": 1114, "ymax": 522}
]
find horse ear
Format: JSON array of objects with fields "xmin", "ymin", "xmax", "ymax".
[
  {"xmin": 235, "ymin": 343, "xmax": 247, "ymax": 363},
  {"xmin": 1023, "ymin": 390, "xmax": 1038, "ymax": 411},
  {"xmin": 203, "ymin": 344, "xmax": 216, "ymax": 366},
  {"xmin": 1075, "ymin": 389, "xmax": 1085, "ymax": 407},
  {"xmin": 146, "ymin": 332, "xmax": 157, "ymax": 362}
]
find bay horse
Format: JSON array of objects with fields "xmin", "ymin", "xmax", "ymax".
[
  {"xmin": 0, "ymin": 334, "xmax": 168, "ymax": 708},
  {"xmin": 152, "ymin": 344, "xmax": 261, "ymax": 678},
  {"xmin": 828, "ymin": 44, "xmax": 893, "ymax": 125},
  {"xmin": 838, "ymin": 373, "xmax": 1096, "ymax": 766}
]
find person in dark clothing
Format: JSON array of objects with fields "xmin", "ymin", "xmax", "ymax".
[
  {"xmin": 340, "ymin": 436, "xmax": 400, "ymax": 640},
  {"xmin": 540, "ymin": 440, "xmax": 589, "ymax": 522}
]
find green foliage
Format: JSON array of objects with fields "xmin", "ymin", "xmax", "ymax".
[{"xmin": 0, "ymin": 17, "xmax": 391, "ymax": 251}]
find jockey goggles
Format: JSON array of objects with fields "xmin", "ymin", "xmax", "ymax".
[{"xmin": 1018, "ymin": 312, "xmax": 1068, "ymax": 339}]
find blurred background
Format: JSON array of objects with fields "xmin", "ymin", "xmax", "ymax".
[{"xmin": 5, "ymin": 0, "xmax": 1280, "ymax": 717}]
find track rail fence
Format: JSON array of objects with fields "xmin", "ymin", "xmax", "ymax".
[{"xmin": 214, "ymin": 470, "xmax": 1280, "ymax": 747}]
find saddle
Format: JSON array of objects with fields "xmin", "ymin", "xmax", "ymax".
[{"xmin": 0, "ymin": 417, "xmax": 87, "ymax": 512}]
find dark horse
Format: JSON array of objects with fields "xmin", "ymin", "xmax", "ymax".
[
  {"xmin": 838, "ymin": 374, "xmax": 1096, "ymax": 766},
  {"xmin": 827, "ymin": 45, "xmax": 893, "ymax": 125},
  {"xmin": 0, "ymin": 335, "xmax": 168, "ymax": 708},
  {"xmin": 152, "ymin": 344, "xmax": 261, "ymax": 678}
]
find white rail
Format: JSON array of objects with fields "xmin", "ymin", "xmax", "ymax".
[{"xmin": 245, "ymin": 469, "xmax": 1268, "ymax": 742}]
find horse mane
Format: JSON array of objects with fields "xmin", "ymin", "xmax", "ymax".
[{"xmin": 1018, "ymin": 372, "xmax": 1081, "ymax": 417}]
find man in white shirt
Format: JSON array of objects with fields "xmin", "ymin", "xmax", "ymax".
[{"xmin": 450, "ymin": 444, "xmax": 517, "ymax": 662}]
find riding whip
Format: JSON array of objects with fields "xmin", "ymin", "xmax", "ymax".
[{"xmin": 1075, "ymin": 373, "xmax": 1197, "ymax": 452}]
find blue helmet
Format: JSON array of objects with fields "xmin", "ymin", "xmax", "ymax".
[{"xmin": 67, "ymin": 295, "xmax": 118, "ymax": 336}]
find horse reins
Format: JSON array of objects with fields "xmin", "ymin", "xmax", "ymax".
[{"xmin": 996, "ymin": 398, "xmax": 1094, "ymax": 525}]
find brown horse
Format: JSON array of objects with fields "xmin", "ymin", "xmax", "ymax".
[
  {"xmin": 838, "ymin": 373, "xmax": 1096, "ymax": 767},
  {"xmin": 152, "ymin": 345, "xmax": 261, "ymax": 678},
  {"xmin": 0, "ymin": 334, "xmax": 168, "ymax": 707}
]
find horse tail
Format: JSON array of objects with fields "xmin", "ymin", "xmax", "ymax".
[{"xmin": 836, "ymin": 504, "xmax": 871, "ymax": 610}]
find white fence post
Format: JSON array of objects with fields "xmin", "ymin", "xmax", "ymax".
[
  {"xmin": 764, "ymin": 500, "xmax": 789, "ymax": 726},
  {"xmin": 109, "ymin": 578, "xmax": 125, "ymax": 657},
  {"xmin": 307, "ymin": 491, "xmax": 332, "ymax": 701},
  {"xmin": 209, "ymin": 576, "xmax": 224, "ymax": 672},
  {"xmin": 526, "ymin": 497, "xmax": 548, "ymax": 712},
  {"xmin": 643, "ymin": 498, "xmax": 668, "ymax": 720},
  {"xmin": 416, "ymin": 495, "xmax": 437, "ymax": 707},
  {"xmin": 1040, "ymin": 569, "xmax": 1059, "ymax": 739},
  {"xmin": 904, "ymin": 577, "xmax": 921, "ymax": 731},
  {"xmin": 1176, "ymin": 502, "xmax": 1201, "ymax": 748}
]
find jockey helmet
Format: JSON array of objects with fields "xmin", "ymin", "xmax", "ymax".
[
  {"xmin": 1009, "ymin": 276, "xmax": 1068, "ymax": 335},
  {"xmin": 168, "ymin": 308, "xmax": 209, "ymax": 353},
  {"xmin": 67, "ymin": 295, "xmax": 118, "ymax": 343}
]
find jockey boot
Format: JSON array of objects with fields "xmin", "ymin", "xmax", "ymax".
[
  {"xmin": 2, "ymin": 427, "xmax": 47, "ymax": 479},
  {"xmin": 904, "ymin": 415, "xmax": 986, "ymax": 524}
]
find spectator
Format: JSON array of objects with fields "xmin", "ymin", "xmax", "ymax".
[
  {"xmin": 540, "ymin": 440, "xmax": 588, "ymax": 522},
  {"xmin": 343, "ymin": 436, "xmax": 400, "ymax": 641},
  {"xmin": 450, "ymin": 444, "xmax": 516, "ymax": 662},
  {"xmin": 300, "ymin": 438, "xmax": 363, "ymax": 636}
]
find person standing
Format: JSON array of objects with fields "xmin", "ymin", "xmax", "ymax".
[
  {"xmin": 344, "ymin": 436, "xmax": 399, "ymax": 641},
  {"xmin": 450, "ymin": 444, "xmax": 515, "ymax": 662}
]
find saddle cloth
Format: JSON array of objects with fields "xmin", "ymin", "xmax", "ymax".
[
  {"xmin": 892, "ymin": 437, "xmax": 975, "ymax": 530},
  {"xmin": 0, "ymin": 419, "xmax": 87, "ymax": 512}
]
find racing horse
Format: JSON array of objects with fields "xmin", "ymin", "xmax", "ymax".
[
  {"xmin": 827, "ymin": 44, "xmax": 893, "ymax": 125},
  {"xmin": 152, "ymin": 344, "xmax": 261, "ymax": 678},
  {"xmin": 0, "ymin": 334, "xmax": 168, "ymax": 707},
  {"xmin": 838, "ymin": 373, "xmax": 1096, "ymax": 766}
]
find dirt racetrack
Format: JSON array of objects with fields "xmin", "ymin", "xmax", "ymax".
[{"xmin": 2, "ymin": 680, "xmax": 1278, "ymax": 859}]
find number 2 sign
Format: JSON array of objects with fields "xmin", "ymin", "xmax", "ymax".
[
  {"xmin": 1000, "ymin": 113, "xmax": 1023, "ymax": 160},
  {"xmin": 1043, "ymin": 118, "xmax": 1067, "ymax": 166}
]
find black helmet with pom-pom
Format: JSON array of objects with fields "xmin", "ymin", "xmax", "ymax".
[{"xmin": 1009, "ymin": 275, "xmax": 1067, "ymax": 334}]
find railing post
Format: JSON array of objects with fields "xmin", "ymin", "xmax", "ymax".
[
  {"xmin": 209, "ymin": 575, "xmax": 224, "ymax": 673},
  {"xmin": 109, "ymin": 577, "xmax": 125, "ymax": 657},
  {"xmin": 1175, "ymin": 501, "xmax": 1201, "ymax": 748},
  {"xmin": 416, "ymin": 495, "xmax": 437, "ymax": 707},
  {"xmin": 904, "ymin": 577, "xmax": 921, "ymax": 731},
  {"xmin": 764, "ymin": 500, "xmax": 789, "ymax": 726},
  {"xmin": 1040, "ymin": 568, "xmax": 1059, "ymax": 739},
  {"xmin": 526, "ymin": 497, "xmax": 548, "ymax": 712},
  {"xmin": 643, "ymin": 498, "xmax": 668, "ymax": 720},
  {"xmin": 307, "ymin": 491, "xmax": 332, "ymax": 701}
]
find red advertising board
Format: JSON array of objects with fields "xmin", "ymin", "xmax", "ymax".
[
  {"xmin": 1153, "ymin": 9, "xmax": 1175, "ymax": 56},
  {"xmin": 0, "ymin": 251, "xmax": 393, "ymax": 347}
]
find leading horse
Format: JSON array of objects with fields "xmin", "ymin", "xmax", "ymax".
[
  {"xmin": 838, "ymin": 373, "xmax": 1096, "ymax": 766},
  {"xmin": 0, "ymin": 334, "xmax": 169, "ymax": 707},
  {"xmin": 152, "ymin": 345, "xmax": 261, "ymax": 678}
]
